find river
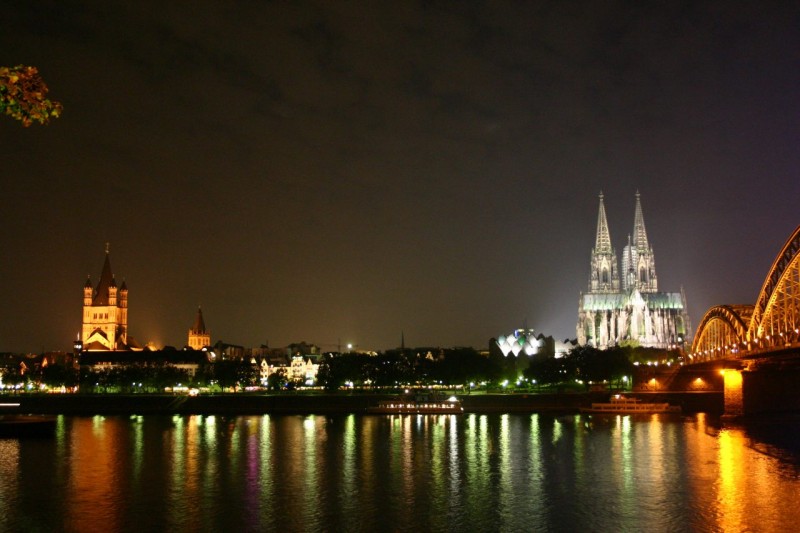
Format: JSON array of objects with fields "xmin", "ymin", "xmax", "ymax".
[{"xmin": 1, "ymin": 412, "xmax": 799, "ymax": 532}]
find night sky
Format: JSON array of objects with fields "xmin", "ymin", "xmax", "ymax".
[{"xmin": 2, "ymin": 1, "xmax": 799, "ymax": 353}]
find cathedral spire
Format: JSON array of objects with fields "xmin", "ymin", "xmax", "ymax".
[
  {"xmin": 588, "ymin": 191, "xmax": 619, "ymax": 293},
  {"xmin": 594, "ymin": 191, "xmax": 613, "ymax": 253},
  {"xmin": 632, "ymin": 190, "xmax": 649, "ymax": 248},
  {"xmin": 625, "ymin": 192, "xmax": 658, "ymax": 292}
]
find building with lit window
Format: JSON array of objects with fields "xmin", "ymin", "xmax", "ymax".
[{"xmin": 576, "ymin": 192, "xmax": 691, "ymax": 349}]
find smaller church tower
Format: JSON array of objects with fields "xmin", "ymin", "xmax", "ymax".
[{"xmin": 188, "ymin": 307, "xmax": 211, "ymax": 350}]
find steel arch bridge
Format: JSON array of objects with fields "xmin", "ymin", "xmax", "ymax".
[{"xmin": 690, "ymin": 225, "xmax": 800, "ymax": 361}]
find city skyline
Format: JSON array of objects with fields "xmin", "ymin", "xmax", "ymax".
[{"xmin": 2, "ymin": 2, "xmax": 799, "ymax": 352}]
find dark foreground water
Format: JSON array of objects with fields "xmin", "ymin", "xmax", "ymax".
[{"xmin": 2, "ymin": 413, "xmax": 800, "ymax": 532}]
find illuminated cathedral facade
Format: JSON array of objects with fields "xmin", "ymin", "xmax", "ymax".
[{"xmin": 576, "ymin": 192, "xmax": 691, "ymax": 349}]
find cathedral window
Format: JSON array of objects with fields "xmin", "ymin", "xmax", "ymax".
[
  {"xmin": 639, "ymin": 267, "xmax": 647, "ymax": 283},
  {"xmin": 601, "ymin": 269, "xmax": 609, "ymax": 284}
]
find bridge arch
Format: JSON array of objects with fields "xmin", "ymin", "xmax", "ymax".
[
  {"xmin": 690, "ymin": 225, "xmax": 800, "ymax": 359},
  {"xmin": 690, "ymin": 305, "xmax": 752, "ymax": 360},
  {"xmin": 749, "ymin": 225, "xmax": 800, "ymax": 345}
]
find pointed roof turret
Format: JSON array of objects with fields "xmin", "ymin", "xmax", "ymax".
[
  {"xmin": 632, "ymin": 191, "xmax": 649, "ymax": 249},
  {"xmin": 191, "ymin": 307, "xmax": 207, "ymax": 334},
  {"xmin": 594, "ymin": 191, "xmax": 613, "ymax": 253}
]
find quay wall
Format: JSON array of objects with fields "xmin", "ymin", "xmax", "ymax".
[{"xmin": 2, "ymin": 391, "xmax": 722, "ymax": 416}]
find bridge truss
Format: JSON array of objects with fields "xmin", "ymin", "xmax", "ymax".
[{"xmin": 690, "ymin": 305, "xmax": 751, "ymax": 360}]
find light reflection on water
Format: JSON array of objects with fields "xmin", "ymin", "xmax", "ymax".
[
  {"xmin": 0, "ymin": 438, "xmax": 20, "ymax": 531},
  {"xmin": 1, "ymin": 412, "xmax": 800, "ymax": 532}
]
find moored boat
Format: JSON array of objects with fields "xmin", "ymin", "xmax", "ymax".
[
  {"xmin": 580, "ymin": 395, "xmax": 681, "ymax": 414},
  {"xmin": 367, "ymin": 393, "xmax": 464, "ymax": 415}
]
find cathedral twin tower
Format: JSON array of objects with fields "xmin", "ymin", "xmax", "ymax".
[{"xmin": 577, "ymin": 192, "xmax": 691, "ymax": 349}]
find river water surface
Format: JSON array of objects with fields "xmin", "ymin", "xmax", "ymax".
[{"xmin": 1, "ymin": 412, "xmax": 799, "ymax": 532}]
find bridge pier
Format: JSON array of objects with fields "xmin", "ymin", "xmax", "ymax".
[
  {"xmin": 721, "ymin": 368, "xmax": 743, "ymax": 419},
  {"xmin": 718, "ymin": 354, "xmax": 800, "ymax": 419},
  {"xmin": 635, "ymin": 355, "xmax": 800, "ymax": 416}
]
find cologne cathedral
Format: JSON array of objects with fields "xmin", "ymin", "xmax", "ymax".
[{"xmin": 576, "ymin": 192, "xmax": 691, "ymax": 349}]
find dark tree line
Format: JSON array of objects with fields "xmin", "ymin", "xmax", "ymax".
[
  {"xmin": 524, "ymin": 345, "xmax": 635, "ymax": 389},
  {"xmin": 316, "ymin": 348, "xmax": 502, "ymax": 391},
  {"xmin": 79, "ymin": 363, "xmax": 193, "ymax": 393},
  {"xmin": 2, "ymin": 360, "xmax": 255, "ymax": 393},
  {"xmin": 2, "ymin": 344, "xmax": 676, "ymax": 393}
]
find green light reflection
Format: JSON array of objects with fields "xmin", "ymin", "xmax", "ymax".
[
  {"xmin": 568, "ymin": 415, "xmax": 585, "ymax": 486},
  {"xmin": 341, "ymin": 415, "xmax": 356, "ymax": 508},
  {"xmin": 619, "ymin": 415, "xmax": 634, "ymax": 520},
  {"xmin": 258, "ymin": 414, "xmax": 273, "ymax": 514},
  {"xmin": 497, "ymin": 414, "xmax": 512, "ymax": 528},
  {"xmin": 132, "ymin": 415, "xmax": 143, "ymax": 483},
  {"xmin": 448, "ymin": 415, "xmax": 461, "ymax": 503}
]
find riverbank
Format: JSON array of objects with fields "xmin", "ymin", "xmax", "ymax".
[{"xmin": 1, "ymin": 391, "xmax": 724, "ymax": 415}]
